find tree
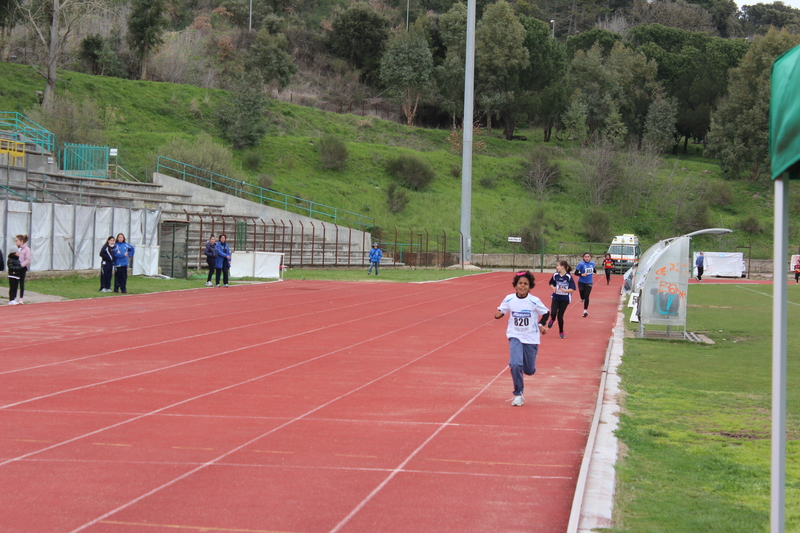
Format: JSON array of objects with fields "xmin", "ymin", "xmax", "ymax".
[
  {"xmin": 435, "ymin": 2, "xmax": 467, "ymax": 123},
  {"xmin": 18, "ymin": 0, "xmax": 108, "ymax": 109},
  {"xmin": 380, "ymin": 29, "xmax": 433, "ymax": 126},
  {"xmin": 707, "ymin": 28, "xmax": 800, "ymax": 179},
  {"xmin": 474, "ymin": 1, "xmax": 528, "ymax": 136},
  {"xmin": 127, "ymin": 0, "xmax": 168, "ymax": 81},
  {"xmin": 566, "ymin": 43, "xmax": 617, "ymax": 138},
  {"xmin": 518, "ymin": 15, "xmax": 568, "ymax": 142},
  {"xmin": 630, "ymin": 0, "xmax": 717, "ymax": 34},
  {"xmin": 328, "ymin": 3, "xmax": 390, "ymax": 84},
  {"xmin": 216, "ymin": 74, "xmax": 269, "ymax": 149},
  {"xmin": 245, "ymin": 29, "xmax": 297, "ymax": 89},
  {"xmin": 0, "ymin": 0, "xmax": 20, "ymax": 60},
  {"xmin": 629, "ymin": 24, "xmax": 749, "ymax": 151},
  {"xmin": 642, "ymin": 93, "xmax": 678, "ymax": 152}
]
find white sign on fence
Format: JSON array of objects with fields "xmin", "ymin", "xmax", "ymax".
[{"xmin": 508, "ymin": 236, "xmax": 522, "ymax": 243}]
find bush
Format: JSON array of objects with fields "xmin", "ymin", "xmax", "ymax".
[
  {"xmin": 319, "ymin": 135, "xmax": 348, "ymax": 170},
  {"xmin": 160, "ymin": 133, "xmax": 244, "ymax": 186},
  {"xmin": 519, "ymin": 146, "xmax": 561, "ymax": 199},
  {"xmin": 386, "ymin": 183, "xmax": 409, "ymax": 213},
  {"xmin": 738, "ymin": 215, "xmax": 763, "ymax": 234},
  {"xmin": 582, "ymin": 207, "xmax": 611, "ymax": 243},
  {"xmin": 386, "ymin": 154, "xmax": 435, "ymax": 190},
  {"xmin": 257, "ymin": 174, "xmax": 274, "ymax": 190},
  {"xmin": 703, "ymin": 181, "xmax": 735, "ymax": 207},
  {"xmin": 24, "ymin": 94, "xmax": 107, "ymax": 152},
  {"xmin": 243, "ymin": 151, "xmax": 263, "ymax": 171}
]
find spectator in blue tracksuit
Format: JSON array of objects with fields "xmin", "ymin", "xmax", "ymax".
[
  {"xmin": 215, "ymin": 234, "xmax": 232, "ymax": 287},
  {"xmin": 113, "ymin": 233, "xmax": 135, "ymax": 294},
  {"xmin": 368, "ymin": 243, "xmax": 383, "ymax": 275}
]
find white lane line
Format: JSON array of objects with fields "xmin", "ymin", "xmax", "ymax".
[
  {"xmin": 66, "ymin": 316, "xmax": 497, "ymax": 533},
  {"xmin": 328, "ymin": 367, "xmax": 506, "ymax": 533},
  {"xmin": 735, "ymin": 284, "xmax": 800, "ymax": 306}
]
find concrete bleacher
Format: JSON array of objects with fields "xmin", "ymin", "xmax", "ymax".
[{"xmin": 0, "ymin": 131, "xmax": 371, "ymax": 272}]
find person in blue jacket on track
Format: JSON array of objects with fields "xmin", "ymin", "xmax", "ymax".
[
  {"xmin": 113, "ymin": 233, "xmax": 135, "ymax": 294},
  {"xmin": 215, "ymin": 234, "xmax": 232, "ymax": 287},
  {"xmin": 367, "ymin": 242, "xmax": 382, "ymax": 275},
  {"xmin": 574, "ymin": 252, "xmax": 595, "ymax": 318}
]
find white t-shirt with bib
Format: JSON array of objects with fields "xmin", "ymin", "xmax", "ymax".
[{"xmin": 498, "ymin": 293, "xmax": 549, "ymax": 344}]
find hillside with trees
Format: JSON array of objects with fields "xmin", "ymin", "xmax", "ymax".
[{"xmin": 1, "ymin": 0, "xmax": 800, "ymax": 256}]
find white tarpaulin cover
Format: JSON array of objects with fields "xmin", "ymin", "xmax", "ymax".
[
  {"xmin": 639, "ymin": 236, "xmax": 691, "ymax": 326},
  {"xmin": 2, "ymin": 199, "xmax": 159, "ymax": 273},
  {"xmin": 133, "ymin": 246, "xmax": 160, "ymax": 276},
  {"xmin": 230, "ymin": 252, "xmax": 283, "ymax": 279},
  {"xmin": 694, "ymin": 251, "xmax": 744, "ymax": 277}
]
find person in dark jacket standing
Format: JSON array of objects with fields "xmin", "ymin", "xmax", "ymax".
[
  {"xmin": 367, "ymin": 243, "xmax": 382, "ymax": 275},
  {"xmin": 204, "ymin": 235, "xmax": 218, "ymax": 286},
  {"xmin": 215, "ymin": 234, "xmax": 232, "ymax": 287},
  {"xmin": 99, "ymin": 236, "xmax": 115, "ymax": 292},
  {"xmin": 7, "ymin": 249, "xmax": 23, "ymax": 305},
  {"xmin": 113, "ymin": 233, "xmax": 135, "ymax": 293}
]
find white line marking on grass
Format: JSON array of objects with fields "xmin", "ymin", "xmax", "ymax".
[
  {"xmin": 735, "ymin": 284, "xmax": 800, "ymax": 306},
  {"xmin": 328, "ymin": 367, "xmax": 507, "ymax": 533},
  {"xmin": 65, "ymin": 314, "xmax": 497, "ymax": 533}
]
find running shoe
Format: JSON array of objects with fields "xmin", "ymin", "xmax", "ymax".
[
  {"xmin": 511, "ymin": 395, "xmax": 524, "ymax": 406},
  {"xmin": 560, "ymin": 332, "xmax": 566, "ymax": 339},
  {"xmin": 583, "ymin": 310, "xmax": 588, "ymax": 317},
  {"xmin": 205, "ymin": 281, "xmax": 212, "ymax": 286},
  {"xmin": 547, "ymin": 319, "xmax": 554, "ymax": 328}
]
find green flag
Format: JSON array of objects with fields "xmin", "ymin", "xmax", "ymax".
[{"xmin": 770, "ymin": 44, "xmax": 800, "ymax": 180}]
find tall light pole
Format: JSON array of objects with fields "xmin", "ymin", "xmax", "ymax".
[
  {"xmin": 550, "ymin": 19, "xmax": 555, "ymax": 38},
  {"xmin": 460, "ymin": 0, "xmax": 477, "ymax": 264},
  {"xmin": 249, "ymin": 0, "xmax": 253, "ymax": 31}
]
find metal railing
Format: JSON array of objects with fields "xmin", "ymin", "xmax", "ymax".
[
  {"xmin": 156, "ymin": 156, "xmax": 374, "ymax": 231},
  {"xmin": 0, "ymin": 138, "xmax": 25, "ymax": 166},
  {"xmin": 0, "ymin": 183, "xmax": 41, "ymax": 203},
  {"xmin": 0, "ymin": 111, "xmax": 56, "ymax": 153},
  {"xmin": 62, "ymin": 143, "xmax": 109, "ymax": 178}
]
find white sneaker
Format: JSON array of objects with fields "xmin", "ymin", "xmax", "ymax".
[
  {"xmin": 205, "ymin": 281, "xmax": 212, "ymax": 286},
  {"xmin": 8, "ymin": 300, "xmax": 18, "ymax": 305},
  {"xmin": 16, "ymin": 299, "xmax": 23, "ymax": 304},
  {"xmin": 224, "ymin": 284, "xmax": 229, "ymax": 287},
  {"xmin": 511, "ymin": 395, "xmax": 524, "ymax": 406}
]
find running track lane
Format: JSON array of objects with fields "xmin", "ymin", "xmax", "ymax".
[{"xmin": 0, "ymin": 272, "xmax": 622, "ymax": 533}]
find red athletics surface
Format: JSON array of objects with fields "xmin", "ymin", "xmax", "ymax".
[{"xmin": 1, "ymin": 271, "xmax": 622, "ymax": 533}]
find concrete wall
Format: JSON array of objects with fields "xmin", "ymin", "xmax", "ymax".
[{"xmin": 152, "ymin": 172, "xmax": 370, "ymax": 253}]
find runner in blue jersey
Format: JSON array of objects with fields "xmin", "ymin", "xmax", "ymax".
[
  {"xmin": 547, "ymin": 260, "xmax": 576, "ymax": 338},
  {"xmin": 574, "ymin": 252, "xmax": 595, "ymax": 318}
]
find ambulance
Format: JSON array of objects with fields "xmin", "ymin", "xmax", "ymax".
[{"xmin": 606, "ymin": 234, "xmax": 641, "ymax": 273}]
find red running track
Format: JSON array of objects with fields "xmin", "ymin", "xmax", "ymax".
[{"xmin": 0, "ymin": 271, "xmax": 621, "ymax": 533}]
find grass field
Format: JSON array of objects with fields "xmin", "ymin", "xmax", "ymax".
[{"xmin": 612, "ymin": 283, "xmax": 800, "ymax": 532}]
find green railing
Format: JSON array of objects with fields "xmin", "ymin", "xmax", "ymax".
[
  {"xmin": 0, "ymin": 111, "xmax": 56, "ymax": 153},
  {"xmin": 62, "ymin": 143, "xmax": 109, "ymax": 178},
  {"xmin": 0, "ymin": 183, "xmax": 41, "ymax": 203},
  {"xmin": 156, "ymin": 156, "xmax": 374, "ymax": 230}
]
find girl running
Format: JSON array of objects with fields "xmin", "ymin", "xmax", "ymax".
[
  {"xmin": 547, "ymin": 260, "xmax": 576, "ymax": 338},
  {"xmin": 603, "ymin": 253, "xmax": 614, "ymax": 285},
  {"xmin": 575, "ymin": 252, "xmax": 595, "ymax": 317},
  {"xmin": 495, "ymin": 271, "xmax": 550, "ymax": 407}
]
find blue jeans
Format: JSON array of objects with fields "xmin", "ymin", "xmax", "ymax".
[
  {"xmin": 508, "ymin": 337, "xmax": 538, "ymax": 396},
  {"xmin": 368, "ymin": 261, "xmax": 379, "ymax": 275}
]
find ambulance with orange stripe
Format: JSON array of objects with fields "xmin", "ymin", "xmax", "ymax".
[{"xmin": 606, "ymin": 234, "xmax": 640, "ymax": 273}]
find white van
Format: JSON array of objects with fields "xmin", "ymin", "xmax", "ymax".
[{"xmin": 606, "ymin": 234, "xmax": 641, "ymax": 273}]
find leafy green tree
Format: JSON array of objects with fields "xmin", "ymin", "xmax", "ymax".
[
  {"xmin": 642, "ymin": 93, "xmax": 678, "ymax": 152},
  {"xmin": 127, "ymin": 0, "xmax": 168, "ymax": 80},
  {"xmin": 0, "ymin": 0, "xmax": 20, "ymax": 60},
  {"xmin": 475, "ymin": 1, "xmax": 528, "ymax": 136},
  {"xmin": 79, "ymin": 33, "xmax": 125, "ymax": 77},
  {"xmin": 518, "ymin": 15, "xmax": 568, "ymax": 142},
  {"xmin": 629, "ymin": 24, "xmax": 749, "ymax": 151},
  {"xmin": 380, "ymin": 29, "xmax": 433, "ymax": 126},
  {"xmin": 604, "ymin": 41, "xmax": 660, "ymax": 141},
  {"xmin": 707, "ymin": 28, "xmax": 800, "ymax": 180},
  {"xmin": 566, "ymin": 43, "xmax": 617, "ymax": 138},
  {"xmin": 740, "ymin": 1, "xmax": 800, "ymax": 33},
  {"xmin": 435, "ymin": 2, "xmax": 467, "ymax": 123},
  {"xmin": 566, "ymin": 28, "xmax": 621, "ymax": 58},
  {"xmin": 328, "ymin": 3, "xmax": 390, "ymax": 84},
  {"xmin": 216, "ymin": 74, "xmax": 269, "ymax": 149},
  {"xmin": 245, "ymin": 29, "xmax": 297, "ymax": 89},
  {"xmin": 630, "ymin": 0, "xmax": 716, "ymax": 35}
]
